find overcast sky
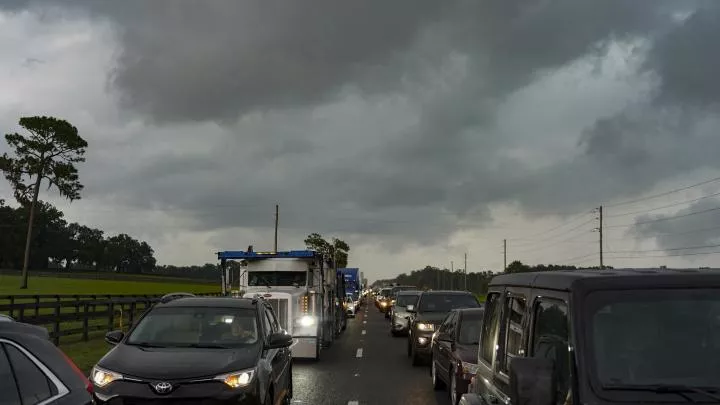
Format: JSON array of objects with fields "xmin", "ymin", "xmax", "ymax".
[{"xmin": 1, "ymin": 0, "xmax": 720, "ymax": 283}]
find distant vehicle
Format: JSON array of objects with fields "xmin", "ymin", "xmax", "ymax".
[
  {"xmin": 339, "ymin": 268, "xmax": 362, "ymax": 308},
  {"xmin": 376, "ymin": 287, "xmax": 393, "ymax": 313},
  {"xmin": 0, "ymin": 320, "xmax": 93, "ymax": 405},
  {"xmin": 460, "ymin": 268, "xmax": 720, "ymax": 405},
  {"xmin": 92, "ymin": 296, "xmax": 293, "ymax": 405},
  {"xmin": 344, "ymin": 296, "xmax": 357, "ymax": 317},
  {"xmin": 406, "ymin": 291, "xmax": 480, "ymax": 366},
  {"xmin": 390, "ymin": 290, "xmax": 422, "ymax": 337},
  {"xmin": 386, "ymin": 285, "xmax": 417, "ymax": 319},
  {"xmin": 431, "ymin": 307, "xmax": 485, "ymax": 405}
]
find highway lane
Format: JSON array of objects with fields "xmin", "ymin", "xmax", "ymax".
[{"xmin": 292, "ymin": 299, "xmax": 453, "ymax": 405}]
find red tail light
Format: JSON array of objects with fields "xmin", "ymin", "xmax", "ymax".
[{"xmin": 59, "ymin": 349, "xmax": 93, "ymax": 394}]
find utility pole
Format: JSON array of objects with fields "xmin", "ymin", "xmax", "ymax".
[
  {"xmin": 464, "ymin": 252, "xmax": 468, "ymax": 291},
  {"xmin": 450, "ymin": 261, "xmax": 454, "ymax": 290},
  {"xmin": 599, "ymin": 205, "xmax": 604, "ymax": 269},
  {"xmin": 503, "ymin": 239, "xmax": 507, "ymax": 272},
  {"xmin": 274, "ymin": 204, "xmax": 279, "ymax": 252}
]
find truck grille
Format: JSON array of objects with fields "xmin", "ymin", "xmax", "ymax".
[{"xmin": 267, "ymin": 298, "xmax": 289, "ymax": 330}]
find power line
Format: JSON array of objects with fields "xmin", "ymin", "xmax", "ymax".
[
  {"xmin": 605, "ymin": 206, "xmax": 720, "ymax": 229},
  {"xmin": 606, "ymin": 190, "xmax": 720, "ymax": 218},
  {"xmin": 610, "ymin": 243, "xmax": 720, "ymax": 254},
  {"xmin": 604, "ymin": 175, "xmax": 720, "ymax": 208},
  {"xmin": 610, "ymin": 250, "xmax": 720, "ymax": 259}
]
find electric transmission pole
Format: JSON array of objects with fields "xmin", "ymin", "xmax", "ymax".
[
  {"xmin": 274, "ymin": 204, "xmax": 279, "ymax": 252},
  {"xmin": 464, "ymin": 252, "xmax": 468, "ymax": 291},
  {"xmin": 503, "ymin": 239, "xmax": 507, "ymax": 272},
  {"xmin": 599, "ymin": 205, "xmax": 604, "ymax": 269}
]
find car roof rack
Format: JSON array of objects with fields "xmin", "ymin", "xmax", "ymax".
[{"xmin": 159, "ymin": 292, "xmax": 196, "ymax": 304}]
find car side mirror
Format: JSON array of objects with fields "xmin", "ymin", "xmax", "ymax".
[
  {"xmin": 406, "ymin": 305, "xmax": 415, "ymax": 313},
  {"xmin": 438, "ymin": 332, "xmax": 453, "ymax": 342},
  {"xmin": 266, "ymin": 332, "xmax": 293, "ymax": 349},
  {"xmin": 509, "ymin": 357, "xmax": 556, "ymax": 405},
  {"xmin": 105, "ymin": 330, "xmax": 124, "ymax": 346}
]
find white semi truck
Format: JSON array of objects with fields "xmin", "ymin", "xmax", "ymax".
[{"xmin": 217, "ymin": 249, "xmax": 344, "ymax": 360}]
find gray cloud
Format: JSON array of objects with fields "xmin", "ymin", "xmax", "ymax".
[{"xmin": 3, "ymin": 0, "xmax": 720, "ymax": 262}]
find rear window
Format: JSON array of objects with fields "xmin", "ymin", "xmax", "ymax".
[
  {"xmin": 418, "ymin": 294, "xmax": 479, "ymax": 312},
  {"xmin": 396, "ymin": 294, "xmax": 420, "ymax": 307}
]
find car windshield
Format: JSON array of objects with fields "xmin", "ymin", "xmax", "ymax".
[
  {"xmin": 458, "ymin": 311, "xmax": 484, "ymax": 345},
  {"xmin": 380, "ymin": 288, "xmax": 392, "ymax": 297},
  {"xmin": 418, "ymin": 294, "xmax": 479, "ymax": 312},
  {"xmin": 396, "ymin": 294, "xmax": 419, "ymax": 307},
  {"xmin": 587, "ymin": 288, "xmax": 720, "ymax": 388},
  {"xmin": 126, "ymin": 307, "xmax": 260, "ymax": 348}
]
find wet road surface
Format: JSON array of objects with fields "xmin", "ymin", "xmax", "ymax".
[{"xmin": 292, "ymin": 298, "xmax": 454, "ymax": 405}]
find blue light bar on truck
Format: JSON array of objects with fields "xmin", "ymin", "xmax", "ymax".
[{"xmin": 217, "ymin": 250, "xmax": 319, "ymax": 260}]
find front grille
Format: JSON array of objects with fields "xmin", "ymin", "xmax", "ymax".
[{"xmin": 267, "ymin": 298, "xmax": 289, "ymax": 330}]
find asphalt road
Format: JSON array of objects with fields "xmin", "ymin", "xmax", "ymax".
[{"xmin": 291, "ymin": 298, "xmax": 453, "ymax": 405}]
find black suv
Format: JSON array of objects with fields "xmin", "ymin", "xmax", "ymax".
[
  {"xmin": 407, "ymin": 290, "xmax": 480, "ymax": 366},
  {"xmin": 0, "ymin": 318, "xmax": 93, "ymax": 405},
  {"xmin": 92, "ymin": 296, "xmax": 293, "ymax": 405},
  {"xmin": 461, "ymin": 268, "xmax": 720, "ymax": 405}
]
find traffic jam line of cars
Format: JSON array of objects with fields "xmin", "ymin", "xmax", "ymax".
[{"xmin": 374, "ymin": 268, "xmax": 720, "ymax": 405}]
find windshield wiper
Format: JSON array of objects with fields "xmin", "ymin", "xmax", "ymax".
[
  {"xmin": 175, "ymin": 343, "xmax": 232, "ymax": 349},
  {"xmin": 126, "ymin": 341, "xmax": 166, "ymax": 348},
  {"xmin": 603, "ymin": 384, "xmax": 720, "ymax": 402}
]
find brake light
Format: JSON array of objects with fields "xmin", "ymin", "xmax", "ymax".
[{"xmin": 59, "ymin": 349, "xmax": 93, "ymax": 394}]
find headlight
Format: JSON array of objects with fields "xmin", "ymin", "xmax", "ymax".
[
  {"xmin": 416, "ymin": 322, "xmax": 435, "ymax": 331},
  {"xmin": 298, "ymin": 315, "xmax": 316, "ymax": 327},
  {"xmin": 380, "ymin": 301, "xmax": 387, "ymax": 307},
  {"xmin": 215, "ymin": 368, "xmax": 255, "ymax": 388},
  {"xmin": 462, "ymin": 361, "xmax": 480, "ymax": 375},
  {"xmin": 91, "ymin": 366, "xmax": 123, "ymax": 387}
]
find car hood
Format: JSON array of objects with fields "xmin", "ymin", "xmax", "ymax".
[
  {"xmin": 455, "ymin": 344, "xmax": 479, "ymax": 364},
  {"xmin": 414, "ymin": 312, "xmax": 449, "ymax": 324},
  {"xmin": 98, "ymin": 344, "xmax": 260, "ymax": 380}
]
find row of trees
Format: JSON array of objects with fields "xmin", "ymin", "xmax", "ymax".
[{"xmin": 373, "ymin": 261, "xmax": 609, "ymax": 293}]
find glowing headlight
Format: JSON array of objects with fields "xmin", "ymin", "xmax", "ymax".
[
  {"xmin": 298, "ymin": 315, "xmax": 316, "ymax": 327},
  {"xmin": 462, "ymin": 361, "xmax": 480, "ymax": 375},
  {"xmin": 215, "ymin": 368, "xmax": 255, "ymax": 388},
  {"xmin": 91, "ymin": 366, "xmax": 123, "ymax": 387},
  {"xmin": 416, "ymin": 322, "xmax": 435, "ymax": 331},
  {"xmin": 380, "ymin": 301, "xmax": 387, "ymax": 307}
]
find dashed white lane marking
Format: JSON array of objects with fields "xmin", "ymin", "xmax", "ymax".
[
  {"xmin": 356, "ymin": 348, "xmax": 363, "ymax": 358},
  {"xmin": 349, "ymin": 401, "xmax": 359, "ymax": 405},
  {"xmin": 361, "ymin": 330, "xmax": 366, "ymax": 335},
  {"xmin": 363, "ymin": 320, "xmax": 367, "ymax": 324}
]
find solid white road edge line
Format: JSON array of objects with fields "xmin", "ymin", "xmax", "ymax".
[
  {"xmin": 348, "ymin": 401, "xmax": 360, "ymax": 405},
  {"xmin": 356, "ymin": 348, "xmax": 363, "ymax": 358},
  {"xmin": 361, "ymin": 330, "xmax": 366, "ymax": 335}
]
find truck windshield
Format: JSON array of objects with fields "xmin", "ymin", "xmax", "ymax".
[
  {"xmin": 586, "ymin": 288, "xmax": 720, "ymax": 389},
  {"xmin": 248, "ymin": 271, "xmax": 306, "ymax": 287}
]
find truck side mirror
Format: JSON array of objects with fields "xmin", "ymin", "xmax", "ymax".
[{"xmin": 509, "ymin": 357, "xmax": 556, "ymax": 405}]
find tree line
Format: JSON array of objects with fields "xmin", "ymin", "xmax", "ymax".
[{"xmin": 372, "ymin": 260, "xmax": 610, "ymax": 294}]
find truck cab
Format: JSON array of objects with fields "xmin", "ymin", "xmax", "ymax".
[{"xmin": 217, "ymin": 250, "xmax": 342, "ymax": 360}]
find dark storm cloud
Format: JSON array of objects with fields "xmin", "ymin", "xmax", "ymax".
[
  {"xmin": 4, "ymin": 0, "xmax": 719, "ymax": 248},
  {"xmin": 633, "ymin": 198, "xmax": 720, "ymax": 254}
]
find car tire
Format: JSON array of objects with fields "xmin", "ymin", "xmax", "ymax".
[
  {"xmin": 450, "ymin": 369, "xmax": 459, "ymax": 405},
  {"xmin": 431, "ymin": 356, "xmax": 445, "ymax": 390},
  {"xmin": 411, "ymin": 344, "xmax": 421, "ymax": 367}
]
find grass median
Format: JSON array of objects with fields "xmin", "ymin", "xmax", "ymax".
[{"xmin": 0, "ymin": 274, "xmax": 220, "ymax": 295}]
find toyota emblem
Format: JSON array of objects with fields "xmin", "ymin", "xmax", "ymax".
[{"xmin": 152, "ymin": 381, "xmax": 173, "ymax": 394}]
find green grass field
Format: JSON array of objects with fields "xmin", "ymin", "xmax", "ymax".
[{"xmin": 0, "ymin": 274, "xmax": 220, "ymax": 295}]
